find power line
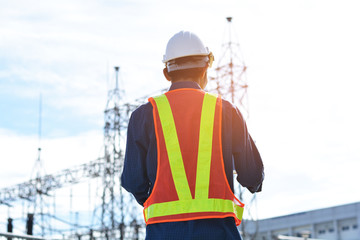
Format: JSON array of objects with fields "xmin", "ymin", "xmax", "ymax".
[{"xmin": 0, "ymin": 19, "xmax": 254, "ymax": 239}]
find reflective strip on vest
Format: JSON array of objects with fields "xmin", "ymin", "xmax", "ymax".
[
  {"xmin": 145, "ymin": 92, "xmax": 244, "ymax": 223},
  {"xmin": 152, "ymin": 94, "xmax": 192, "ymax": 200},
  {"xmin": 145, "ymin": 199, "xmax": 244, "ymax": 221}
]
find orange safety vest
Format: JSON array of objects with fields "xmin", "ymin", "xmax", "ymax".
[{"xmin": 144, "ymin": 88, "xmax": 244, "ymax": 225}]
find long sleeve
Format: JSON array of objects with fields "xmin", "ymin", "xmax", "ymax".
[
  {"xmin": 123, "ymin": 84, "xmax": 255, "ymax": 239},
  {"xmin": 121, "ymin": 103, "xmax": 154, "ymax": 206},
  {"xmin": 232, "ymin": 105, "xmax": 264, "ymax": 193}
]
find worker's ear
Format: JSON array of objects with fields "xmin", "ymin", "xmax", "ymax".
[
  {"xmin": 163, "ymin": 68, "xmax": 172, "ymax": 82},
  {"xmin": 199, "ymin": 68, "xmax": 208, "ymax": 89}
]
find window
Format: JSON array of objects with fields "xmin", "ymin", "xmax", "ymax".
[
  {"xmin": 318, "ymin": 230, "xmax": 326, "ymax": 234},
  {"xmin": 342, "ymin": 226, "xmax": 349, "ymax": 231},
  {"xmin": 296, "ymin": 233, "xmax": 311, "ymax": 238},
  {"xmin": 353, "ymin": 224, "xmax": 358, "ymax": 229},
  {"xmin": 328, "ymin": 228, "xmax": 334, "ymax": 233}
]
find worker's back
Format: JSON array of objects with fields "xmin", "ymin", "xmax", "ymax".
[
  {"xmin": 121, "ymin": 30, "xmax": 264, "ymax": 240},
  {"xmin": 144, "ymin": 89, "xmax": 244, "ymax": 226}
]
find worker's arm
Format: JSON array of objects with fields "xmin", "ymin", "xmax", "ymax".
[
  {"xmin": 232, "ymin": 105, "xmax": 264, "ymax": 193},
  {"xmin": 121, "ymin": 103, "xmax": 154, "ymax": 206}
]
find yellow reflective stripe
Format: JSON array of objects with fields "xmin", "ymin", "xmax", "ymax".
[
  {"xmin": 195, "ymin": 93, "xmax": 218, "ymax": 199},
  {"xmin": 234, "ymin": 203, "xmax": 244, "ymax": 221},
  {"xmin": 145, "ymin": 198, "xmax": 243, "ymax": 220},
  {"xmin": 144, "ymin": 207, "xmax": 148, "ymax": 221},
  {"xmin": 153, "ymin": 94, "xmax": 192, "ymax": 200},
  {"xmin": 147, "ymin": 93, "xmax": 244, "ymax": 224}
]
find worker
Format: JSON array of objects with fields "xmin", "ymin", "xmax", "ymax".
[{"xmin": 121, "ymin": 31, "xmax": 264, "ymax": 240}]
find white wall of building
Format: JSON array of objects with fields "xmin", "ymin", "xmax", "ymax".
[{"xmin": 243, "ymin": 202, "xmax": 360, "ymax": 240}]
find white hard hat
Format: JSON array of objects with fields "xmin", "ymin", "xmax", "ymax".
[{"xmin": 163, "ymin": 31, "xmax": 214, "ymax": 72}]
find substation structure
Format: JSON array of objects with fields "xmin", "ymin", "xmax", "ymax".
[
  {"xmin": 0, "ymin": 17, "xmax": 258, "ymax": 240},
  {"xmin": 0, "ymin": 66, "xmax": 151, "ymax": 240}
]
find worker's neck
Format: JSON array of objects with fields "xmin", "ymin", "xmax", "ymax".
[
  {"xmin": 172, "ymin": 78, "xmax": 201, "ymax": 86},
  {"xmin": 171, "ymin": 76, "xmax": 207, "ymax": 90}
]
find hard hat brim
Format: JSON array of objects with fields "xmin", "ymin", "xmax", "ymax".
[
  {"xmin": 163, "ymin": 52, "xmax": 210, "ymax": 63},
  {"xmin": 166, "ymin": 55, "xmax": 210, "ymax": 72}
]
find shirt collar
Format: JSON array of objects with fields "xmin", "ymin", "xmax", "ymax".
[{"xmin": 168, "ymin": 81, "xmax": 202, "ymax": 91}]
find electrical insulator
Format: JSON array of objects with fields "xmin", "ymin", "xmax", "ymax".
[
  {"xmin": 7, "ymin": 218, "xmax": 13, "ymax": 233},
  {"xmin": 26, "ymin": 213, "xmax": 34, "ymax": 235}
]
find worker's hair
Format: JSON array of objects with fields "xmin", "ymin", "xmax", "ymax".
[{"xmin": 168, "ymin": 67, "xmax": 206, "ymax": 82}]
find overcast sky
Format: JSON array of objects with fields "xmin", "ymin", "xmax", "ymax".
[{"xmin": 1, "ymin": 0, "xmax": 360, "ymax": 223}]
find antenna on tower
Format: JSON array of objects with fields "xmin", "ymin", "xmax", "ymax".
[
  {"xmin": 114, "ymin": 66, "xmax": 120, "ymax": 90},
  {"xmin": 27, "ymin": 93, "xmax": 51, "ymax": 237},
  {"xmin": 38, "ymin": 94, "xmax": 42, "ymax": 162},
  {"xmin": 31, "ymin": 94, "xmax": 44, "ymax": 178}
]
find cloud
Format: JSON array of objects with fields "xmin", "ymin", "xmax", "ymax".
[
  {"xmin": 0, "ymin": 128, "xmax": 104, "ymax": 187},
  {"xmin": 0, "ymin": 0, "xmax": 360, "ymax": 226}
]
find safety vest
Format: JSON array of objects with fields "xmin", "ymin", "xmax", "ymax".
[{"xmin": 144, "ymin": 88, "xmax": 244, "ymax": 225}]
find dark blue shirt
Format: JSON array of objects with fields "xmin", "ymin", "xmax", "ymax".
[{"xmin": 121, "ymin": 81, "xmax": 264, "ymax": 240}]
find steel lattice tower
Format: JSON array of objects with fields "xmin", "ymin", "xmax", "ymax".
[
  {"xmin": 208, "ymin": 17, "xmax": 258, "ymax": 240},
  {"xmin": 0, "ymin": 21, "xmax": 260, "ymax": 238},
  {"xmin": 0, "ymin": 67, "xmax": 146, "ymax": 239},
  {"xmin": 209, "ymin": 17, "xmax": 249, "ymax": 119},
  {"xmin": 27, "ymin": 95, "xmax": 53, "ymax": 237},
  {"xmin": 101, "ymin": 66, "xmax": 122, "ymax": 238},
  {"xmin": 98, "ymin": 66, "xmax": 142, "ymax": 240}
]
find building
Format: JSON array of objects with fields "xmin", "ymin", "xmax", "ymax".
[{"xmin": 244, "ymin": 202, "xmax": 360, "ymax": 240}]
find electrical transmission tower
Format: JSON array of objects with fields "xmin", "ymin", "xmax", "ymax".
[
  {"xmin": 0, "ymin": 21, "xmax": 259, "ymax": 239},
  {"xmin": 27, "ymin": 95, "xmax": 53, "ymax": 237},
  {"xmin": 209, "ymin": 17, "xmax": 249, "ymax": 119},
  {"xmin": 95, "ymin": 66, "xmax": 143, "ymax": 239},
  {"xmin": 208, "ymin": 17, "xmax": 258, "ymax": 240},
  {"xmin": 101, "ymin": 66, "xmax": 123, "ymax": 238},
  {"xmin": 0, "ymin": 67, "xmax": 145, "ymax": 240}
]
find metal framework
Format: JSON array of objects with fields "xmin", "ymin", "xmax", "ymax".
[
  {"xmin": 0, "ymin": 157, "xmax": 106, "ymax": 205},
  {"xmin": 97, "ymin": 66, "xmax": 140, "ymax": 239},
  {"xmin": 0, "ymin": 17, "xmax": 258, "ymax": 240},
  {"xmin": 0, "ymin": 68, "xmax": 164, "ymax": 240},
  {"xmin": 0, "ymin": 232, "xmax": 47, "ymax": 240},
  {"xmin": 0, "ymin": 67, "xmax": 143, "ymax": 240},
  {"xmin": 208, "ymin": 17, "xmax": 258, "ymax": 240},
  {"xmin": 208, "ymin": 17, "xmax": 249, "ymax": 119}
]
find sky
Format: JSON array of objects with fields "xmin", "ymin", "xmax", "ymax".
[{"xmin": 0, "ymin": 0, "xmax": 360, "ymax": 225}]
